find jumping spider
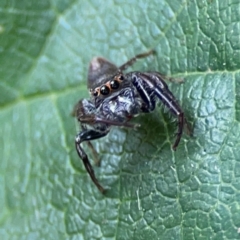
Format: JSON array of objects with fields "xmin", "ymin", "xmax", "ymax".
[{"xmin": 74, "ymin": 50, "xmax": 189, "ymax": 192}]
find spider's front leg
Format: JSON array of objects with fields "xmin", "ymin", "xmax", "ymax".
[
  {"xmin": 119, "ymin": 49, "xmax": 155, "ymax": 71},
  {"xmin": 130, "ymin": 72, "xmax": 188, "ymax": 150},
  {"xmin": 74, "ymin": 99, "xmax": 109, "ymax": 192},
  {"xmin": 75, "ymin": 129, "xmax": 108, "ymax": 193}
]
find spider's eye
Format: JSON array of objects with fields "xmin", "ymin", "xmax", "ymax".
[
  {"xmin": 110, "ymin": 80, "xmax": 120, "ymax": 89},
  {"xmin": 100, "ymin": 85, "xmax": 110, "ymax": 95},
  {"xmin": 119, "ymin": 75, "xmax": 124, "ymax": 80},
  {"xmin": 93, "ymin": 89, "xmax": 98, "ymax": 96}
]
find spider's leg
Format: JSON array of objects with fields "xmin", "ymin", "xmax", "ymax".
[
  {"xmin": 119, "ymin": 49, "xmax": 155, "ymax": 71},
  {"xmin": 86, "ymin": 141, "xmax": 101, "ymax": 166},
  {"xmin": 130, "ymin": 72, "xmax": 185, "ymax": 150},
  {"xmin": 80, "ymin": 114, "xmax": 140, "ymax": 129},
  {"xmin": 131, "ymin": 74, "xmax": 156, "ymax": 112},
  {"xmin": 95, "ymin": 117, "xmax": 140, "ymax": 129},
  {"xmin": 148, "ymin": 73, "xmax": 192, "ymax": 138},
  {"xmin": 75, "ymin": 129, "xmax": 109, "ymax": 193},
  {"xmin": 148, "ymin": 71, "xmax": 184, "ymax": 84},
  {"xmin": 152, "ymin": 77, "xmax": 184, "ymax": 149},
  {"xmin": 80, "ymin": 124, "xmax": 101, "ymax": 166}
]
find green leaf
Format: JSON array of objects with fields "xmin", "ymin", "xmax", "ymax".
[{"xmin": 1, "ymin": 0, "xmax": 240, "ymax": 239}]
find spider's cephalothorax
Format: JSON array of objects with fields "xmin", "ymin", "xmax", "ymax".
[{"xmin": 74, "ymin": 50, "xmax": 189, "ymax": 192}]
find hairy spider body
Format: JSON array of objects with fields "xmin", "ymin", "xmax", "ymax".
[{"xmin": 74, "ymin": 50, "xmax": 188, "ymax": 192}]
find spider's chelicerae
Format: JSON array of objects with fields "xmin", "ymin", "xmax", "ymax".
[{"xmin": 74, "ymin": 50, "xmax": 190, "ymax": 192}]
